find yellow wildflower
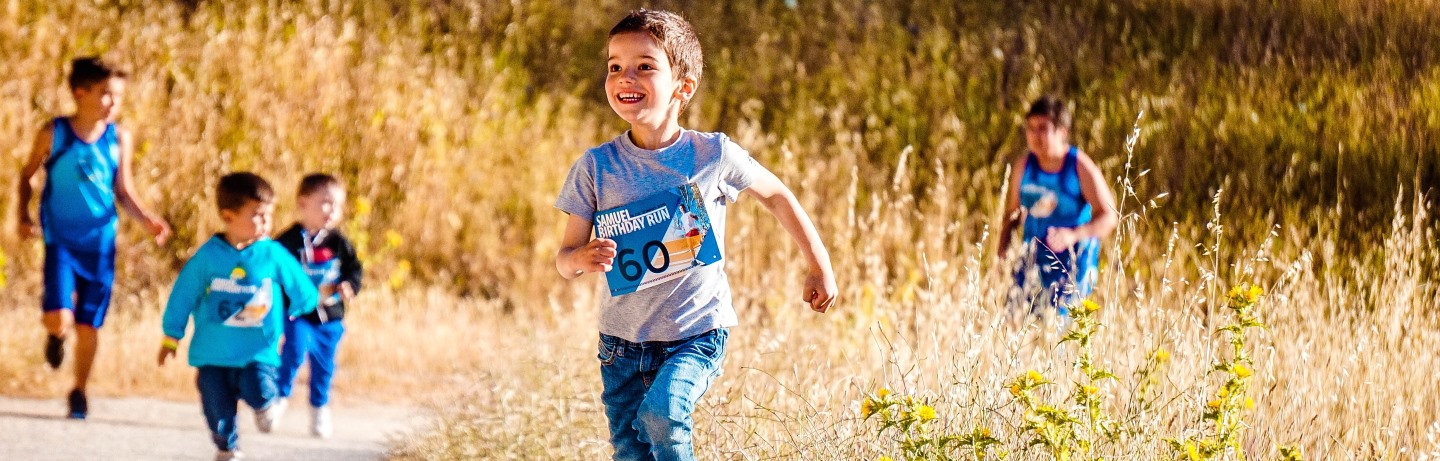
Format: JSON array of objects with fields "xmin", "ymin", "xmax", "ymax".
[
  {"xmin": 384, "ymin": 229, "xmax": 404, "ymax": 249},
  {"xmin": 861, "ymin": 398, "xmax": 875, "ymax": 418},
  {"xmin": 1247, "ymin": 284, "xmax": 1264, "ymax": 303},
  {"xmin": 878, "ymin": 457, "xmax": 894, "ymax": 461},
  {"xmin": 1009, "ymin": 383, "xmax": 1023, "ymax": 396},
  {"xmin": 1206, "ymin": 399, "xmax": 1222, "ymax": 410},
  {"xmin": 1227, "ymin": 285, "xmax": 1244, "ymax": 299},
  {"xmin": 877, "ymin": 388, "xmax": 891, "ymax": 399},
  {"xmin": 1155, "ymin": 349, "xmax": 1170, "ymax": 363},
  {"xmin": 1218, "ymin": 387, "xmax": 1229, "ymax": 399},
  {"xmin": 1244, "ymin": 397, "xmax": 1255, "ymax": 409},
  {"xmin": 1027, "ymin": 370, "xmax": 1044, "ymax": 383},
  {"xmin": 1233, "ymin": 364, "xmax": 1252, "ymax": 378},
  {"xmin": 1082, "ymin": 385, "xmax": 1099, "ymax": 396},
  {"xmin": 354, "ymin": 196, "xmax": 373, "ymax": 217},
  {"xmin": 1185, "ymin": 441, "xmax": 1202, "ymax": 461},
  {"xmin": 978, "ymin": 426, "xmax": 991, "ymax": 438},
  {"xmin": 917, "ymin": 405, "xmax": 936, "ymax": 421},
  {"xmin": 1081, "ymin": 299, "xmax": 1101, "ymax": 313}
]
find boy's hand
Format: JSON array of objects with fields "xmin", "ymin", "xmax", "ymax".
[
  {"xmin": 1044, "ymin": 227, "xmax": 1083, "ymax": 252},
  {"xmin": 17, "ymin": 216, "xmax": 40, "ymax": 240},
  {"xmin": 802, "ymin": 267, "xmax": 838, "ymax": 313},
  {"xmin": 146, "ymin": 217, "xmax": 172, "ymax": 245},
  {"xmin": 574, "ymin": 238, "xmax": 618, "ymax": 274},
  {"xmin": 158, "ymin": 337, "xmax": 179, "ymax": 365},
  {"xmin": 338, "ymin": 281, "xmax": 356, "ymax": 303}
]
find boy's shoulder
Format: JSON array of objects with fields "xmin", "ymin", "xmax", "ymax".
[
  {"xmin": 686, "ymin": 129, "xmax": 732, "ymax": 145},
  {"xmin": 274, "ymin": 224, "xmax": 304, "ymax": 243},
  {"xmin": 180, "ymin": 235, "xmax": 230, "ymax": 269},
  {"xmin": 580, "ymin": 130, "xmax": 736, "ymax": 160}
]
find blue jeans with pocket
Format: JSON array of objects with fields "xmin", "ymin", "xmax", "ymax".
[
  {"xmin": 599, "ymin": 328, "xmax": 728, "ymax": 461},
  {"xmin": 196, "ymin": 363, "xmax": 278, "ymax": 451}
]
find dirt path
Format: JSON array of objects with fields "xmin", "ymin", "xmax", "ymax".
[{"xmin": 0, "ymin": 395, "xmax": 425, "ymax": 460}]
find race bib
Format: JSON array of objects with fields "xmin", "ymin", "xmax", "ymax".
[
  {"xmin": 595, "ymin": 183, "xmax": 721, "ymax": 296},
  {"xmin": 208, "ymin": 266, "xmax": 274, "ymax": 328}
]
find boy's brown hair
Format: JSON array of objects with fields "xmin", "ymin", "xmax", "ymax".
[
  {"xmin": 297, "ymin": 173, "xmax": 342, "ymax": 197},
  {"xmin": 68, "ymin": 56, "xmax": 128, "ymax": 90},
  {"xmin": 216, "ymin": 172, "xmax": 275, "ymax": 211},
  {"xmin": 1026, "ymin": 95, "xmax": 1072, "ymax": 130},
  {"xmin": 609, "ymin": 9, "xmax": 703, "ymax": 85}
]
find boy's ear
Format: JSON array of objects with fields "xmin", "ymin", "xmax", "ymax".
[
  {"xmin": 674, "ymin": 76, "xmax": 698, "ymax": 103},
  {"xmin": 218, "ymin": 208, "xmax": 235, "ymax": 222}
]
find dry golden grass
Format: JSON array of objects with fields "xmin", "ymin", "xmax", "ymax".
[
  {"xmin": 0, "ymin": 0, "xmax": 1436, "ymax": 459},
  {"xmin": 391, "ymin": 142, "xmax": 1440, "ymax": 459}
]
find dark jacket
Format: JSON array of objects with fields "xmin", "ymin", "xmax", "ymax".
[{"xmin": 275, "ymin": 223, "xmax": 363, "ymax": 324}]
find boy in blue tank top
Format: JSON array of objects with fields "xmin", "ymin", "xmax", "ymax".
[
  {"xmin": 555, "ymin": 9, "xmax": 838, "ymax": 461},
  {"xmin": 158, "ymin": 173, "xmax": 320, "ymax": 461},
  {"xmin": 14, "ymin": 56, "xmax": 172, "ymax": 419},
  {"xmin": 998, "ymin": 96, "xmax": 1118, "ymax": 316}
]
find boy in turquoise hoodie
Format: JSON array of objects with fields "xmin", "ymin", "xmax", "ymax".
[{"xmin": 158, "ymin": 172, "xmax": 320, "ymax": 461}]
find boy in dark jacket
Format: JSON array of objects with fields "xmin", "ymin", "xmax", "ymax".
[{"xmin": 269, "ymin": 173, "xmax": 363, "ymax": 438}]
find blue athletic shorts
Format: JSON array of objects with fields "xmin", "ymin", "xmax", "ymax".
[{"xmin": 42, "ymin": 244, "xmax": 116, "ymax": 328}]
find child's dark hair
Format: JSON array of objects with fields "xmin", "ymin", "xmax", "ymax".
[
  {"xmin": 297, "ymin": 173, "xmax": 342, "ymax": 197},
  {"xmin": 610, "ymin": 9, "xmax": 703, "ymax": 86},
  {"xmin": 68, "ymin": 56, "xmax": 128, "ymax": 90},
  {"xmin": 216, "ymin": 172, "xmax": 275, "ymax": 211},
  {"xmin": 1026, "ymin": 96, "xmax": 1072, "ymax": 130}
]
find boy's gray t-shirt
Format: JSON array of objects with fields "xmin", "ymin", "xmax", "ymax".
[{"xmin": 555, "ymin": 130, "xmax": 768, "ymax": 342}]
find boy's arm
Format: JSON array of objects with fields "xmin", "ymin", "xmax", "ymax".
[
  {"xmin": 340, "ymin": 236, "xmax": 363, "ymax": 292},
  {"xmin": 997, "ymin": 156, "xmax": 1025, "ymax": 258},
  {"xmin": 338, "ymin": 235, "xmax": 363, "ymax": 300},
  {"xmin": 159, "ymin": 257, "xmax": 204, "ymax": 365},
  {"xmin": 113, "ymin": 128, "xmax": 171, "ymax": 245},
  {"xmin": 555, "ymin": 214, "xmax": 616, "ymax": 280},
  {"xmin": 277, "ymin": 246, "xmax": 321, "ymax": 318},
  {"xmin": 1044, "ymin": 153, "xmax": 1119, "ymax": 250},
  {"xmin": 15, "ymin": 124, "xmax": 53, "ymax": 239},
  {"xmin": 741, "ymin": 172, "xmax": 837, "ymax": 313}
]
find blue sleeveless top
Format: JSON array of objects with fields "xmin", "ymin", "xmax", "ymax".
[
  {"xmin": 1017, "ymin": 146, "xmax": 1099, "ymax": 298},
  {"xmin": 41, "ymin": 117, "xmax": 120, "ymax": 251}
]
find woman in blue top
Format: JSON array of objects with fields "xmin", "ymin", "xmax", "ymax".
[{"xmin": 998, "ymin": 96, "xmax": 1118, "ymax": 316}]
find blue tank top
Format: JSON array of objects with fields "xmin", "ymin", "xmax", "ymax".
[
  {"xmin": 41, "ymin": 117, "xmax": 120, "ymax": 251},
  {"xmin": 1018, "ymin": 146, "xmax": 1099, "ymax": 293}
]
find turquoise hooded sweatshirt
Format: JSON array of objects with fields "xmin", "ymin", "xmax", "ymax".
[{"xmin": 163, "ymin": 235, "xmax": 320, "ymax": 368}]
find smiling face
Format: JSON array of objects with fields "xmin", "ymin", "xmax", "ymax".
[
  {"xmin": 72, "ymin": 77, "xmax": 125, "ymax": 123},
  {"xmin": 221, "ymin": 199, "xmax": 276, "ymax": 245},
  {"xmin": 605, "ymin": 31, "xmax": 696, "ymax": 130}
]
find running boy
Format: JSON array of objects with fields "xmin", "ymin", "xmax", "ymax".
[
  {"xmin": 271, "ymin": 173, "xmax": 363, "ymax": 438},
  {"xmin": 158, "ymin": 172, "xmax": 320, "ymax": 461},
  {"xmin": 555, "ymin": 9, "xmax": 837, "ymax": 460},
  {"xmin": 15, "ymin": 56, "xmax": 171, "ymax": 419},
  {"xmin": 997, "ymin": 96, "xmax": 1117, "ymax": 316}
]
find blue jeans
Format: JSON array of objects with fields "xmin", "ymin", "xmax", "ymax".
[
  {"xmin": 278, "ymin": 318, "xmax": 345, "ymax": 407},
  {"xmin": 196, "ymin": 363, "xmax": 278, "ymax": 451},
  {"xmin": 599, "ymin": 328, "xmax": 728, "ymax": 461}
]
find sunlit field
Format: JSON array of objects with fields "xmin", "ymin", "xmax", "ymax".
[{"xmin": 1, "ymin": 0, "xmax": 1437, "ymax": 459}]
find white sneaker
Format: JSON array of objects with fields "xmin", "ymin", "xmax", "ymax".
[
  {"xmin": 254, "ymin": 400, "xmax": 279, "ymax": 433},
  {"xmin": 267, "ymin": 397, "xmax": 289, "ymax": 427},
  {"xmin": 215, "ymin": 449, "xmax": 245, "ymax": 460},
  {"xmin": 312, "ymin": 405, "xmax": 332, "ymax": 438}
]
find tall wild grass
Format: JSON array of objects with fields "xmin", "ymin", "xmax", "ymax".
[{"xmin": 0, "ymin": 0, "xmax": 1435, "ymax": 458}]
